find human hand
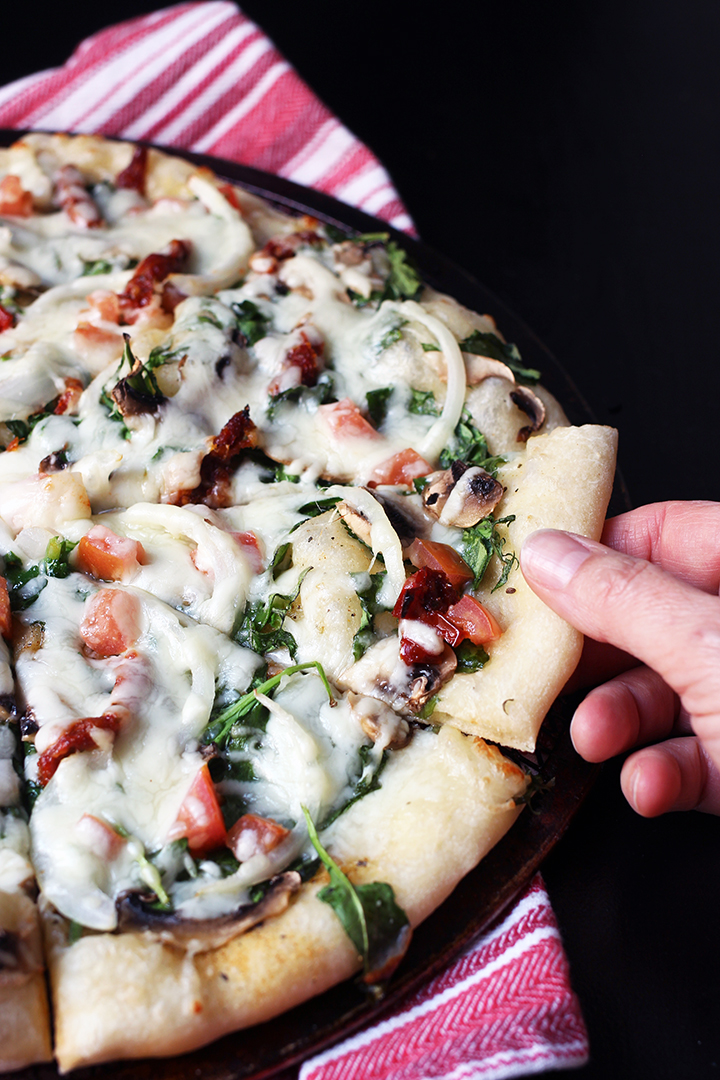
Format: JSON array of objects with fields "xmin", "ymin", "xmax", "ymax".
[{"xmin": 520, "ymin": 501, "xmax": 720, "ymax": 816}]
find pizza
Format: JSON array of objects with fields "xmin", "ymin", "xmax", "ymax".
[{"xmin": 0, "ymin": 132, "xmax": 617, "ymax": 1072}]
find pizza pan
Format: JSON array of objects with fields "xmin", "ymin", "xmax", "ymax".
[{"xmin": 0, "ymin": 134, "xmax": 629, "ymax": 1080}]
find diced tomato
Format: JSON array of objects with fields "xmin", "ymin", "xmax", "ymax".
[
  {"xmin": 54, "ymin": 165, "xmax": 103, "ymax": 228},
  {"xmin": 87, "ymin": 290, "xmax": 121, "ymax": 323},
  {"xmin": 0, "ymin": 305, "xmax": 14, "ymax": 332},
  {"xmin": 170, "ymin": 764, "xmax": 227, "ymax": 856},
  {"xmin": 393, "ymin": 568, "xmax": 501, "ymax": 649},
  {"xmin": 218, "ymin": 183, "xmax": 241, "ymax": 211},
  {"xmin": 72, "ymin": 323, "xmax": 125, "ymax": 368},
  {"xmin": 75, "ymin": 813, "xmax": 127, "ymax": 861},
  {"xmin": 77, "ymin": 526, "xmax": 146, "ymax": 582},
  {"xmin": 79, "ymin": 589, "xmax": 142, "ymax": 657},
  {"xmin": 0, "ymin": 578, "xmax": 10, "ymax": 641},
  {"xmin": 319, "ymin": 398, "xmax": 380, "ymax": 440},
  {"xmin": 231, "ymin": 531, "xmax": 265, "ymax": 573},
  {"xmin": 227, "ymin": 813, "xmax": 290, "ymax": 862},
  {"xmin": 36, "ymin": 713, "xmax": 122, "ymax": 786},
  {"xmin": 367, "ymin": 448, "xmax": 432, "ymax": 488},
  {"xmin": 445, "ymin": 594, "xmax": 502, "ymax": 644},
  {"xmin": 405, "ymin": 539, "xmax": 474, "ymax": 590},
  {"xmin": 0, "ymin": 174, "xmax": 33, "ymax": 217}
]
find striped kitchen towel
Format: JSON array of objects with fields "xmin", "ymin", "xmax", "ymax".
[{"xmin": 0, "ymin": 5, "xmax": 588, "ymax": 1077}]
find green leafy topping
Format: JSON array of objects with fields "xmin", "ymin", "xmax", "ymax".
[
  {"xmin": 514, "ymin": 774, "xmax": 555, "ymax": 813},
  {"xmin": 207, "ymin": 662, "xmax": 334, "ymax": 748},
  {"xmin": 408, "ymin": 389, "xmax": 439, "ymax": 416},
  {"xmin": 303, "ymin": 807, "xmax": 410, "ymax": 987},
  {"xmin": 4, "ymin": 395, "xmax": 63, "ymax": 448},
  {"xmin": 293, "ymin": 495, "xmax": 341, "ymax": 523},
  {"xmin": 270, "ymin": 542, "xmax": 293, "ymax": 580},
  {"xmin": 351, "ymin": 570, "xmax": 389, "ymax": 661},
  {"xmin": 421, "ymin": 342, "xmax": 441, "ymax": 352},
  {"xmin": 67, "ymin": 921, "xmax": 83, "ymax": 945},
  {"xmin": 118, "ymin": 336, "xmax": 165, "ymax": 400},
  {"xmin": 234, "ymin": 571, "xmax": 309, "ymax": 659},
  {"xmin": 417, "ymin": 695, "xmax": 438, "ymax": 720},
  {"xmin": 357, "ymin": 231, "xmax": 390, "ymax": 244},
  {"xmin": 81, "ymin": 258, "xmax": 114, "ymax": 276},
  {"xmin": 377, "ymin": 322, "xmax": 405, "ymax": 351},
  {"xmin": 323, "ymin": 223, "xmax": 349, "ymax": 244},
  {"xmin": 196, "ymin": 311, "xmax": 224, "ymax": 330},
  {"xmin": 381, "ymin": 241, "xmax": 423, "ymax": 302},
  {"xmin": 99, "ymin": 386, "xmax": 131, "ymax": 439},
  {"xmin": 365, "ymin": 387, "xmax": 393, "ymax": 428},
  {"xmin": 458, "ymin": 330, "xmax": 541, "ymax": 384},
  {"xmin": 439, "ymin": 410, "xmax": 505, "ymax": 476},
  {"xmin": 266, "ymin": 372, "xmax": 336, "ymax": 420},
  {"xmin": 454, "ymin": 640, "xmax": 490, "ymax": 672},
  {"xmin": 461, "ymin": 515, "xmax": 518, "ymax": 590},
  {"xmin": 321, "ymin": 746, "xmax": 389, "ymax": 828},
  {"xmin": 4, "ymin": 536, "xmax": 77, "ymax": 611},
  {"xmin": 231, "ymin": 299, "xmax": 270, "ymax": 346},
  {"xmin": 43, "ymin": 536, "xmax": 77, "ymax": 579}
]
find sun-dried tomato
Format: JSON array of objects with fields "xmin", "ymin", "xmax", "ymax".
[
  {"xmin": 115, "ymin": 146, "xmax": 148, "ymax": 195},
  {"xmin": 120, "ymin": 239, "xmax": 191, "ymax": 309},
  {"xmin": 262, "ymin": 230, "xmax": 323, "ymax": 260},
  {"xmin": 393, "ymin": 567, "xmax": 460, "ymax": 622},
  {"xmin": 0, "ymin": 305, "xmax": 15, "ymax": 332},
  {"xmin": 37, "ymin": 713, "xmax": 122, "ymax": 786}
]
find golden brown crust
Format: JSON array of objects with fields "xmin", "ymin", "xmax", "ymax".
[{"xmin": 0, "ymin": 892, "xmax": 52, "ymax": 1070}]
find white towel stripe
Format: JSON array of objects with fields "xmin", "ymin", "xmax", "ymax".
[
  {"xmin": 29, "ymin": 3, "xmax": 229, "ymax": 131},
  {"xmin": 190, "ymin": 59, "xmax": 291, "ymax": 151},
  {"xmin": 121, "ymin": 20, "xmax": 257, "ymax": 139},
  {"xmin": 283, "ymin": 120, "xmax": 354, "ymax": 186},
  {"xmin": 300, "ymin": 891, "xmax": 553, "ymax": 1079}
]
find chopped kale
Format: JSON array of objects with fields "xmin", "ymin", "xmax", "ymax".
[
  {"xmin": 461, "ymin": 515, "xmax": 518, "ymax": 590},
  {"xmin": 365, "ymin": 387, "xmax": 393, "ymax": 428},
  {"xmin": 454, "ymin": 640, "xmax": 490, "ymax": 672},
  {"xmin": 270, "ymin": 542, "xmax": 293, "ymax": 580},
  {"xmin": 266, "ymin": 372, "xmax": 336, "ymax": 420},
  {"xmin": 458, "ymin": 330, "xmax": 541, "ymax": 384},
  {"xmin": 381, "ymin": 241, "xmax": 423, "ymax": 302},
  {"xmin": 231, "ymin": 299, "xmax": 270, "ymax": 346},
  {"xmin": 408, "ymin": 389, "xmax": 439, "ymax": 416},
  {"xmin": 439, "ymin": 410, "xmax": 505, "ymax": 476},
  {"xmin": 350, "ymin": 570, "xmax": 388, "ymax": 661},
  {"xmin": 303, "ymin": 808, "xmax": 410, "ymax": 988}
]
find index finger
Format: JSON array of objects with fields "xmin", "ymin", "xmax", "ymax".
[
  {"xmin": 520, "ymin": 530, "xmax": 720, "ymax": 763},
  {"xmin": 601, "ymin": 501, "xmax": 720, "ymax": 593}
]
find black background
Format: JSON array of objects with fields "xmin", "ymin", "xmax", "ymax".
[{"xmin": 8, "ymin": 3, "xmax": 720, "ymax": 1077}]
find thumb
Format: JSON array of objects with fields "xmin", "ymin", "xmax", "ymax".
[{"xmin": 520, "ymin": 530, "xmax": 720, "ymax": 766}]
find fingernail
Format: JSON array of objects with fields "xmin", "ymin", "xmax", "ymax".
[{"xmin": 521, "ymin": 530, "xmax": 595, "ymax": 590}]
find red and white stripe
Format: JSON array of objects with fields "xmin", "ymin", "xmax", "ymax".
[
  {"xmin": 301, "ymin": 875, "xmax": 588, "ymax": 1080},
  {"xmin": 0, "ymin": 8, "xmax": 586, "ymax": 1074},
  {"xmin": 0, "ymin": 1, "xmax": 413, "ymax": 231}
]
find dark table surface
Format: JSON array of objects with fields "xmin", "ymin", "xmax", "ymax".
[{"xmin": 8, "ymin": 3, "xmax": 720, "ymax": 1077}]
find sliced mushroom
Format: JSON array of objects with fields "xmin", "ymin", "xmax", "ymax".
[
  {"xmin": 422, "ymin": 461, "xmax": 504, "ymax": 527},
  {"xmin": 340, "ymin": 635, "xmax": 457, "ymax": 716},
  {"xmin": 347, "ymin": 692, "xmax": 410, "ymax": 749},
  {"xmin": 405, "ymin": 644, "xmax": 457, "ymax": 713},
  {"xmin": 368, "ymin": 489, "xmax": 431, "ymax": 547},
  {"xmin": 115, "ymin": 870, "xmax": 301, "ymax": 952},
  {"xmin": 510, "ymin": 386, "xmax": 546, "ymax": 442},
  {"xmin": 464, "ymin": 354, "xmax": 515, "ymax": 385},
  {"xmin": 111, "ymin": 362, "xmax": 166, "ymax": 418},
  {"xmin": 337, "ymin": 500, "xmax": 373, "ymax": 547}
]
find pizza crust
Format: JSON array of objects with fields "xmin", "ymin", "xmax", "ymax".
[
  {"xmin": 45, "ymin": 727, "xmax": 526, "ymax": 1071},
  {"xmin": 435, "ymin": 423, "xmax": 618, "ymax": 749},
  {"xmin": 0, "ymin": 891, "xmax": 52, "ymax": 1070}
]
